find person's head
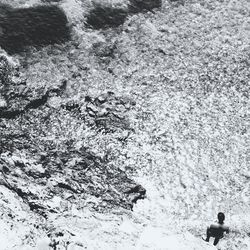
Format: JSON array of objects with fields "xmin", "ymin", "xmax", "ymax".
[{"xmin": 218, "ymin": 212, "xmax": 225, "ymax": 224}]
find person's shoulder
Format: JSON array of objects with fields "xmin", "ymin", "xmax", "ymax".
[
  {"xmin": 210, "ymin": 222, "xmax": 220, "ymax": 229},
  {"xmin": 222, "ymin": 224, "xmax": 229, "ymax": 230}
]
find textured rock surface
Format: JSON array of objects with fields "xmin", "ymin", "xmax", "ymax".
[
  {"xmin": 0, "ymin": 55, "xmax": 67, "ymax": 119},
  {"xmin": 0, "ymin": 52, "xmax": 146, "ymax": 248}
]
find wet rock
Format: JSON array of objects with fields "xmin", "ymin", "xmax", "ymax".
[
  {"xmin": 85, "ymin": 92, "xmax": 135, "ymax": 132},
  {"xmin": 92, "ymin": 41, "xmax": 117, "ymax": 61},
  {"xmin": 0, "ymin": 145, "xmax": 145, "ymax": 216},
  {"xmin": 57, "ymin": 182, "xmax": 78, "ymax": 194},
  {"xmin": 124, "ymin": 184, "xmax": 146, "ymax": 203},
  {"xmin": 27, "ymin": 164, "xmax": 50, "ymax": 179},
  {"xmin": 62, "ymin": 101, "xmax": 80, "ymax": 112},
  {"xmin": 85, "ymin": 95, "xmax": 92, "ymax": 102},
  {"xmin": 28, "ymin": 202, "xmax": 49, "ymax": 217}
]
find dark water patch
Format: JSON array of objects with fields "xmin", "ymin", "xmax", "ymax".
[
  {"xmin": 0, "ymin": 4, "xmax": 71, "ymax": 54},
  {"xmin": 0, "ymin": 109, "xmax": 24, "ymax": 119},
  {"xmin": 86, "ymin": 4, "xmax": 128, "ymax": 30},
  {"xmin": 128, "ymin": 0, "xmax": 162, "ymax": 13},
  {"xmin": 25, "ymin": 95, "xmax": 49, "ymax": 110}
]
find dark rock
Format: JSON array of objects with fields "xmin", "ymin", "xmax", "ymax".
[
  {"xmin": 124, "ymin": 184, "xmax": 146, "ymax": 203},
  {"xmin": 28, "ymin": 202, "xmax": 46, "ymax": 212},
  {"xmin": 128, "ymin": 0, "xmax": 162, "ymax": 13},
  {"xmin": 27, "ymin": 168, "xmax": 51, "ymax": 179},
  {"xmin": 62, "ymin": 101, "xmax": 80, "ymax": 112},
  {"xmin": 86, "ymin": 4, "xmax": 128, "ymax": 29},
  {"xmin": 28, "ymin": 201, "xmax": 51, "ymax": 218},
  {"xmin": 1, "ymin": 165, "xmax": 10, "ymax": 174},
  {"xmin": 0, "ymin": 132, "xmax": 145, "ymax": 218},
  {"xmin": 0, "ymin": 90, "xmax": 50, "ymax": 119},
  {"xmin": 55, "ymin": 232, "xmax": 64, "ymax": 237},
  {"xmin": 92, "ymin": 41, "xmax": 117, "ymax": 60},
  {"xmin": 0, "ymin": 4, "xmax": 71, "ymax": 54},
  {"xmin": 72, "ymin": 71, "xmax": 81, "ymax": 78},
  {"xmin": 85, "ymin": 96, "xmax": 92, "ymax": 102},
  {"xmin": 48, "ymin": 79, "xmax": 67, "ymax": 96},
  {"xmin": 9, "ymin": 186, "xmax": 33, "ymax": 200},
  {"xmin": 95, "ymin": 92, "xmax": 114, "ymax": 104},
  {"xmin": 85, "ymin": 92, "xmax": 133, "ymax": 132},
  {"xmin": 57, "ymin": 182, "xmax": 78, "ymax": 193},
  {"xmin": 124, "ymin": 184, "xmax": 146, "ymax": 195},
  {"xmin": 0, "ymin": 70, "xmax": 145, "ymax": 219}
]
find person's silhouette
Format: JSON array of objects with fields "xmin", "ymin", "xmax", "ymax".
[{"xmin": 205, "ymin": 212, "xmax": 229, "ymax": 245}]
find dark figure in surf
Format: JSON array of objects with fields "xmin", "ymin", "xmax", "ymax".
[{"xmin": 205, "ymin": 212, "xmax": 229, "ymax": 246}]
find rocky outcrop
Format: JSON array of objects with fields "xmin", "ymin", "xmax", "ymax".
[
  {"xmin": 84, "ymin": 91, "xmax": 135, "ymax": 133},
  {"xmin": 0, "ymin": 148, "xmax": 145, "ymax": 217},
  {"xmin": 0, "ymin": 52, "xmax": 145, "ymax": 217}
]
